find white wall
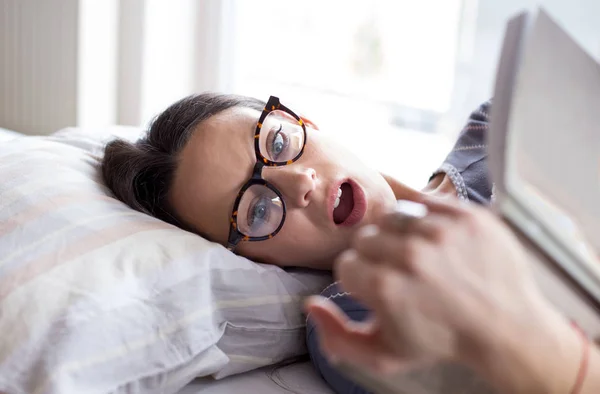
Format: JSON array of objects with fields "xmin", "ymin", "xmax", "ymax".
[
  {"xmin": 0, "ymin": 0, "xmax": 118, "ymax": 135},
  {"xmin": 0, "ymin": 0, "xmax": 79, "ymax": 135},
  {"xmin": 0, "ymin": 0, "xmax": 224, "ymax": 133}
]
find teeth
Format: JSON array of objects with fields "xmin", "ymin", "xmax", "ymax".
[
  {"xmin": 333, "ymin": 196, "xmax": 341, "ymax": 209},
  {"xmin": 337, "ymin": 187, "xmax": 342, "ymax": 197}
]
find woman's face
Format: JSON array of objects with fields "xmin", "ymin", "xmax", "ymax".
[{"xmin": 170, "ymin": 105, "xmax": 399, "ymax": 269}]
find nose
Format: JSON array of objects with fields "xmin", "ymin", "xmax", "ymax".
[{"xmin": 264, "ymin": 166, "xmax": 318, "ymax": 208}]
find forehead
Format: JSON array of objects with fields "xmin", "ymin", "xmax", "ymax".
[{"xmin": 169, "ymin": 106, "xmax": 260, "ymax": 243}]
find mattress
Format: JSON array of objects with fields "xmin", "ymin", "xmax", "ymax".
[{"xmin": 178, "ymin": 360, "xmax": 333, "ymax": 394}]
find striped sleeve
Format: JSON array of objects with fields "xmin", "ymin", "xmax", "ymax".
[{"xmin": 432, "ymin": 100, "xmax": 493, "ymax": 205}]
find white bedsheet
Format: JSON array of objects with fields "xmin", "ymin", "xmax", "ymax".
[
  {"xmin": 178, "ymin": 361, "xmax": 333, "ymax": 394},
  {"xmin": 0, "ymin": 127, "xmax": 21, "ymax": 141}
]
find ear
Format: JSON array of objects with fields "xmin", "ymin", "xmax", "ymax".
[{"xmin": 300, "ymin": 116, "xmax": 319, "ymax": 130}]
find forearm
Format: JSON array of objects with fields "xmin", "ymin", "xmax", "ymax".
[{"xmin": 472, "ymin": 303, "xmax": 600, "ymax": 394}]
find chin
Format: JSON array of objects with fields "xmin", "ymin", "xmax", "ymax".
[{"xmin": 366, "ymin": 192, "xmax": 395, "ymax": 224}]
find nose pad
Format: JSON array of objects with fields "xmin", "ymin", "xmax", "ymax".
[{"xmin": 264, "ymin": 166, "xmax": 317, "ymax": 208}]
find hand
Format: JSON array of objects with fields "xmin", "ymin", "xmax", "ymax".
[{"xmin": 306, "ymin": 197, "xmax": 584, "ymax": 393}]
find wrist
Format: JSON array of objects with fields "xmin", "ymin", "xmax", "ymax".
[{"xmin": 462, "ymin": 299, "xmax": 581, "ymax": 394}]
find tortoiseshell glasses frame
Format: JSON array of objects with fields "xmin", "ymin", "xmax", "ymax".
[{"xmin": 226, "ymin": 96, "xmax": 308, "ymax": 251}]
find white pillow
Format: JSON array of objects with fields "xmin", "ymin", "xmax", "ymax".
[{"xmin": 0, "ymin": 126, "xmax": 331, "ymax": 394}]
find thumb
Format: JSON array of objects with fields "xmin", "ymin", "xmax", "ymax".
[{"xmin": 305, "ymin": 296, "xmax": 404, "ymax": 373}]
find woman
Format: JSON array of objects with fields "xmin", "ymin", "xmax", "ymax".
[
  {"xmin": 100, "ymin": 92, "xmax": 497, "ymax": 393},
  {"xmin": 102, "ymin": 93, "xmax": 471, "ymax": 269}
]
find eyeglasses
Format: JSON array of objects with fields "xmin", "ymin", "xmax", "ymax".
[{"xmin": 227, "ymin": 96, "xmax": 308, "ymax": 251}]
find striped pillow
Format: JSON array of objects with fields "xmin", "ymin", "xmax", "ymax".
[{"xmin": 0, "ymin": 127, "xmax": 331, "ymax": 394}]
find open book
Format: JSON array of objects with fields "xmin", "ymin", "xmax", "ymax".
[
  {"xmin": 488, "ymin": 8, "xmax": 600, "ymax": 312},
  {"xmin": 334, "ymin": 7, "xmax": 600, "ymax": 393}
]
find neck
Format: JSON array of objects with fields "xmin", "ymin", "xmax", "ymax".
[
  {"xmin": 383, "ymin": 173, "xmax": 457, "ymax": 202},
  {"xmin": 422, "ymin": 173, "xmax": 457, "ymax": 198}
]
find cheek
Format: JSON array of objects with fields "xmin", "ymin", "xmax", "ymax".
[
  {"xmin": 237, "ymin": 213, "xmax": 341, "ymax": 267},
  {"xmin": 315, "ymin": 135, "xmax": 391, "ymax": 190},
  {"xmin": 305, "ymin": 134, "xmax": 361, "ymax": 177},
  {"xmin": 315, "ymin": 133, "xmax": 383, "ymax": 179},
  {"xmin": 313, "ymin": 134, "xmax": 352, "ymax": 161}
]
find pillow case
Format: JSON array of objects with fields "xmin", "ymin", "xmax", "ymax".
[{"xmin": 0, "ymin": 127, "xmax": 331, "ymax": 394}]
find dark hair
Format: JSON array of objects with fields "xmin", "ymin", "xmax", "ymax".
[{"xmin": 101, "ymin": 92, "xmax": 265, "ymax": 231}]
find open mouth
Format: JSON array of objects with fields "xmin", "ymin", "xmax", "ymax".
[
  {"xmin": 333, "ymin": 182, "xmax": 354, "ymax": 224},
  {"xmin": 332, "ymin": 180, "xmax": 367, "ymax": 227}
]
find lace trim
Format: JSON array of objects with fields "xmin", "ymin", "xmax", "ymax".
[
  {"xmin": 434, "ymin": 163, "xmax": 469, "ymax": 201},
  {"xmin": 326, "ymin": 292, "xmax": 351, "ymax": 300},
  {"xmin": 305, "ymin": 285, "xmax": 351, "ymax": 324},
  {"xmin": 452, "ymin": 144, "xmax": 487, "ymax": 152},
  {"xmin": 320, "ymin": 280, "xmax": 340, "ymax": 294},
  {"xmin": 462, "ymin": 124, "xmax": 488, "ymax": 132}
]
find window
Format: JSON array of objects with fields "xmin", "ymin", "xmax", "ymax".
[{"xmin": 228, "ymin": 0, "xmax": 468, "ymax": 187}]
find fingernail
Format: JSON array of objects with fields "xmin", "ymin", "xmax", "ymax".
[
  {"xmin": 395, "ymin": 200, "xmax": 428, "ymax": 218},
  {"xmin": 305, "ymin": 295, "xmax": 327, "ymax": 309},
  {"xmin": 358, "ymin": 224, "xmax": 379, "ymax": 239},
  {"xmin": 337, "ymin": 249, "xmax": 358, "ymax": 263}
]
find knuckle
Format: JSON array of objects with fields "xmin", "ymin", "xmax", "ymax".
[
  {"xmin": 372, "ymin": 356, "xmax": 396, "ymax": 375},
  {"xmin": 352, "ymin": 225, "xmax": 380, "ymax": 255},
  {"xmin": 430, "ymin": 225, "xmax": 449, "ymax": 244},
  {"xmin": 373, "ymin": 272, "xmax": 395, "ymax": 305},
  {"xmin": 459, "ymin": 208, "xmax": 481, "ymax": 232},
  {"xmin": 401, "ymin": 239, "xmax": 424, "ymax": 273},
  {"xmin": 352, "ymin": 232, "xmax": 370, "ymax": 252}
]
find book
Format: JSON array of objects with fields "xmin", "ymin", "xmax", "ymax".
[{"xmin": 488, "ymin": 7, "xmax": 600, "ymax": 315}]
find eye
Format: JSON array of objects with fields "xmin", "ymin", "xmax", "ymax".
[
  {"xmin": 272, "ymin": 131, "xmax": 284, "ymax": 156},
  {"xmin": 247, "ymin": 196, "xmax": 271, "ymax": 228},
  {"xmin": 268, "ymin": 124, "xmax": 289, "ymax": 160}
]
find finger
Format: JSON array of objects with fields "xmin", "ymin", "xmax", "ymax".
[
  {"xmin": 373, "ymin": 213, "xmax": 423, "ymax": 236},
  {"xmin": 334, "ymin": 250, "xmax": 384, "ymax": 304},
  {"xmin": 335, "ymin": 252, "xmax": 410, "ymax": 324},
  {"xmin": 349, "ymin": 228, "xmax": 432, "ymax": 274},
  {"xmin": 305, "ymin": 297, "xmax": 407, "ymax": 375},
  {"xmin": 377, "ymin": 213, "xmax": 457, "ymax": 246},
  {"xmin": 304, "ymin": 296, "xmax": 392, "ymax": 366},
  {"xmin": 371, "ymin": 197, "xmax": 465, "ymax": 236},
  {"xmin": 375, "ymin": 214, "xmax": 428, "ymax": 236},
  {"xmin": 335, "ymin": 257, "xmax": 422, "ymax": 361},
  {"xmin": 372, "ymin": 200, "xmax": 428, "ymax": 231},
  {"xmin": 421, "ymin": 195, "xmax": 471, "ymax": 216}
]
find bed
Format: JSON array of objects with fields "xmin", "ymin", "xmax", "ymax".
[
  {"xmin": 0, "ymin": 126, "xmax": 496, "ymax": 394},
  {"xmin": 179, "ymin": 360, "xmax": 333, "ymax": 394},
  {"xmin": 0, "ymin": 126, "xmax": 497, "ymax": 394}
]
